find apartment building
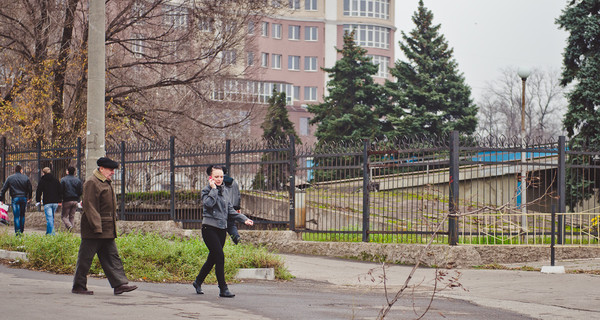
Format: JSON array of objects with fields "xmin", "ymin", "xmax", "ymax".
[
  {"xmin": 117, "ymin": 0, "xmax": 395, "ymax": 143},
  {"xmin": 240, "ymin": 0, "xmax": 396, "ymax": 144}
]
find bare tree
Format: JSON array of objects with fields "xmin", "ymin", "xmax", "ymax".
[
  {"xmin": 476, "ymin": 67, "xmax": 567, "ymax": 139},
  {"xmin": 0, "ymin": 0, "xmax": 279, "ymax": 145}
]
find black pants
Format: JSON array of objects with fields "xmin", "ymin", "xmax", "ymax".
[
  {"xmin": 196, "ymin": 225, "xmax": 227, "ymax": 288},
  {"xmin": 73, "ymin": 238, "xmax": 129, "ymax": 289}
]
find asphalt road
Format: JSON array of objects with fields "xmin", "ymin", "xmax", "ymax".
[{"xmin": 0, "ymin": 263, "xmax": 534, "ymax": 320}]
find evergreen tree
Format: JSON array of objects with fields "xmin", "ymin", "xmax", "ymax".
[
  {"xmin": 556, "ymin": 0, "xmax": 600, "ymax": 209},
  {"xmin": 252, "ymin": 89, "xmax": 300, "ymax": 190},
  {"xmin": 557, "ymin": 0, "xmax": 600, "ymax": 144},
  {"xmin": 385, "ymin": 0, "xmax": 477, "ymax": 138},
  {"xmin": 308, "ymin": 30, "xmax": 388, "ymax": 143},
  {"xmin": 261, "ymin": 89, "xmax": 300, "ymax": 142}
]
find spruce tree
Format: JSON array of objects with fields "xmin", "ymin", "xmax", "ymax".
[
  {"xmin": 252, "ymin": 89, "xmax": 300, "ymax": 190},
  {"xmin": 385, "ymin": 0, "xmax": 477, "ymax": 138},
  {"xmin": 557, "ymin": 0, "xmax": 600, "ymax": 145},
  {"xmin": 308, "ymin": 30, "xmax": 387, "ymax": 142},
  {"xmin": 556, "ymin": 0, "xmax": 600, "ymax": 209},
  {"xmin": 261, "ymin": 89, "xmax": 300, "ymax": 142}
]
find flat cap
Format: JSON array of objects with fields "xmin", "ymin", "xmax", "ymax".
[{"xmin": 97, "ymin": 157, "xmax": 119, "ymax": 169}]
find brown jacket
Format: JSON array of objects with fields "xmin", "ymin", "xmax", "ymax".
[{"xmin": 80, "ymin": 169, "xmax": 117, "ymax": 239}]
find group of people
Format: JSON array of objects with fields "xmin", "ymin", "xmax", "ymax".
[
  {"xmin": 0, "ymin": 165, "xmax": 82, "ymax": 235},
  {"xmin": 1, "ymin": 157, "xmax": 252, "ymax": 298}
]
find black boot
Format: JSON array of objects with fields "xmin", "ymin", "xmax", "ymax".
[
  {"xmin": 192, "ymin": 281, "xmax": 204, "ymax": 294},
  {"xmin": 219, "ymin": 286, "xmax": 235, "ymax": 298}
]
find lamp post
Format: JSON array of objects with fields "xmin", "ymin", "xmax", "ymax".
[{"xmin": 517, "ymin": 67, "xmax": 531, "ymax": 233}]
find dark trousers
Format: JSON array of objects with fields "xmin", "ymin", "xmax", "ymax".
[
  {"xmin": 61, "ymin": 201, "xmax": 78, "ymax": 229},
  {"xmin": 227, "ymin": 217, "xmax": 240, "ymax": 239},
  {"xmin": 196, "ymin": 225, "xmax": 227, "ymax": 288},
  {"xmin": 73, "ymin": 238, "xmax": 129, "ymax": 289}
]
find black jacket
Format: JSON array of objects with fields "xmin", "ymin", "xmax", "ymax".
[
  {"xmin": 61, "ymin": 174, "xmax": 83, "ymax": 202},
  {"xmin": 0, "ymin": 172, "xmax": 32, "ymax": 202},
  {"xmin": 36, "ymin": 173, "xmax": 62, "ymax": 204}
]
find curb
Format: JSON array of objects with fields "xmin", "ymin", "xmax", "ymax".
[
  {"xmin": 235, "ymin": 268, "xmax": 275, "ymax": 280},
  {"xmin": 0, "ymin": 249, "xmax": 28, "ymax": 261}
]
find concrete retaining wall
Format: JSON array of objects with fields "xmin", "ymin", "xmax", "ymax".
[{"xmin": 14, "ymin": 213, "xmax": 600, "ymax": 268}]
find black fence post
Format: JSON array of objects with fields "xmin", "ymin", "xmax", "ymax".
[
  {"xmin": 225, "ymin": 139, "xmax": 231, "ymax": 174},
  {"xmin": 76, "ymin": 137, "xmax": 82, "ymax": 180},
  {"xmin": 1, "ymin": 136, "xmax": 6, "ymax": 183},
  {"xmin": 362, "ymin": 139, "xmax": 370, "ymax": 243},
  {"xmin": 289, "ymin": 135, "xmax": 296, "ymax": 231},
  {"xmin": 37, "ymin": 140, "xmax": 42, "ymax": 182},
  {"xmin": 448, "ymin": 131, "xmax": 460, "ymax": 246},
  {"xmin": 557, "ymin": 136, "xmax": 566, "ymax": 245},
  {"xmin": 120, "ymin": 141, "xmax": 126, "ymax": 221},
  {"xmin": 170, "ymin": 136, "xmax": 176, "ymax": 221}
]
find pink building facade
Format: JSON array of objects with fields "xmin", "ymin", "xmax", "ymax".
[{"xmin": 245, "ymin": 0, "xmax": 396, "ymax": 145}]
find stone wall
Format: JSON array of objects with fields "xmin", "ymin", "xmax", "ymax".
[{"xmin": 14, "ymin": 212, "xmax": 600, "ymax": 268}]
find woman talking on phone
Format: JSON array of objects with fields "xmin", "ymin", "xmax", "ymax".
[{"xmin": 193, "ymin": 165, "xmax": 253, "ymax": 298}]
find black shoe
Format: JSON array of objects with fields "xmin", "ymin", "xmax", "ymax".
[
  {"xmin": 192, "ymin": 281, "xmax": 204, "ymax": 294},
  {"xmin": 114, "ymin": 284, "xmax": 137, "ymax": 295},
  {"xmin": 72, "ymin": 287, "xmax": 94, "ymax": 295},
  {"xmin": 219, "ymin": 287, "xmax": 235, "ymax": 298}
]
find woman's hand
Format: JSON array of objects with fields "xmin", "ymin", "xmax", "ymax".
[
  {"xmin": 245, "ymin": 219, "xmax": 254, "ymax": 226},
  {"xmin": 209, "ymin": 177, "xmax": 216, "ymax": 189}
]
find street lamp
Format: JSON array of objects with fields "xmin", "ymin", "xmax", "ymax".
[{"xmin": 517, "ymin": 67, "xmax": 531, "ymax": 233}]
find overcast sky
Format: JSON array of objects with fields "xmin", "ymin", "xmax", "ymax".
[{"xmin": 394, "ymin": 0, "xmax": 569, "ymax": 100}]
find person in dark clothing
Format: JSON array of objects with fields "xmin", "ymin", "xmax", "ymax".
[
  {"xmin": 222, "ymin": 167, "xmax": 242, "ymax": 244},
  {"xmin": 193, "ymin": 165, "xmax": 253, "ymax": 298},
  {"xmin": 36, "ymin": 167, "xmax": 62, "ymax": 235},
  {"xmin": 72, "ymin": 157, "xmax": 137, "ymax": 295},
  {"xmin": 60, "ymin": 166, "xmax": 83, "ymax": 231},
  {"xmin": 0, "ymin": 165, "xmax": 33, "ymax": 234}
]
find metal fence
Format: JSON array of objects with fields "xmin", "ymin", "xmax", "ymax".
[{"xmin": 2, "ymin": 133, "xmax": 600, "ymax": 246}]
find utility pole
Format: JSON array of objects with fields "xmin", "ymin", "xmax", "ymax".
[{"xmin": 86, "ymin": 0, "xmax": 106, "ymax": 178}]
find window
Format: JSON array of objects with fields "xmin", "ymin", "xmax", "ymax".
[
  {"xmin": 305, "ymin": 26, "xmax": 318, "ymax": 41},
  {"xmin": 304, "ymin": 86, "xmax": 317, "ymax": 101},
  {"xmin": 248, "ymin": 21, "xmax": 255, "ymax": 35},
  {"xmin": 305, "ymin": 0, "xmax": 317, "ymax": 10},
  {"xmin": 222, "ymin": 50, "xmax": 236, "ymax": 65},
  {"xmin": 293, "ymin": 86, "xmax": 300, "ymax": 101},
  {"xmin": 288, "ymin": 55, "xmax": 300, "ymax": 70},
  {"xmin": 343, "ymin": 0, "xmax": 390, "ymax": 19},
  {"xmin": 367, "ymin": 55, "xmax": 390, "ymax": 78},
  {"xmin": 288, "ymin": 25, "xmax": 300, "ymax": 40},
  {"xmin": 304, "ymin": 56, "xmax": 317, "ymax": 71},
  {"xmin": 289, "ymin": 0, "xmax": 300, "ymax": 9},
  {"xmin": 272, "ymin": 23, "xmax": 282, "ymax": 39},
  {"xmin": 132, "ymin": 1, "xmax": 145, "ymax": 22},
  {"xmin": 262, "ymin": 22, "xmax": 269, "ymax": 37},
  {"xmin": 163, "ymin": 5, "xmax": 187, "ymax": 29},
  {"xmin": 198, "ymin": 17, "xmax": 213, "ymax": 32},
  {"xmin": 343, "ymin": 24, "xmax": 390, "ymax": 49},
  {"xmin": 132, "ymin": 35, "xmax": 144, "ymax": 58},
  {"xmin": 299, "ymin": 117, "xmax": 310, "ymax": 136},
  {"xmin": 247, "ymin": 51, "xmax": 255, "ymax": 66},
  {"xmin": 272, "ymin": 54, "xmax": 282, "ymax": 69},
  {"xmin": 261, "ymin": 53, "xmax": 269, "ymax": 67}
]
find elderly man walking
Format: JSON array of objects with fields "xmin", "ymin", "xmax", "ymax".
[{"xmin": 72, "ymin": 157, "xmax": 137, "ymax": 295}]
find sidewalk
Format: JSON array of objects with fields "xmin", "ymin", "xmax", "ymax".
[
  {"xmin": 2, "ymin": 227, "xmax": 600, "ymax": 319},
  {"xmin": 279, "ymin": 254, "xmax": 600, "ymax": 320}
]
